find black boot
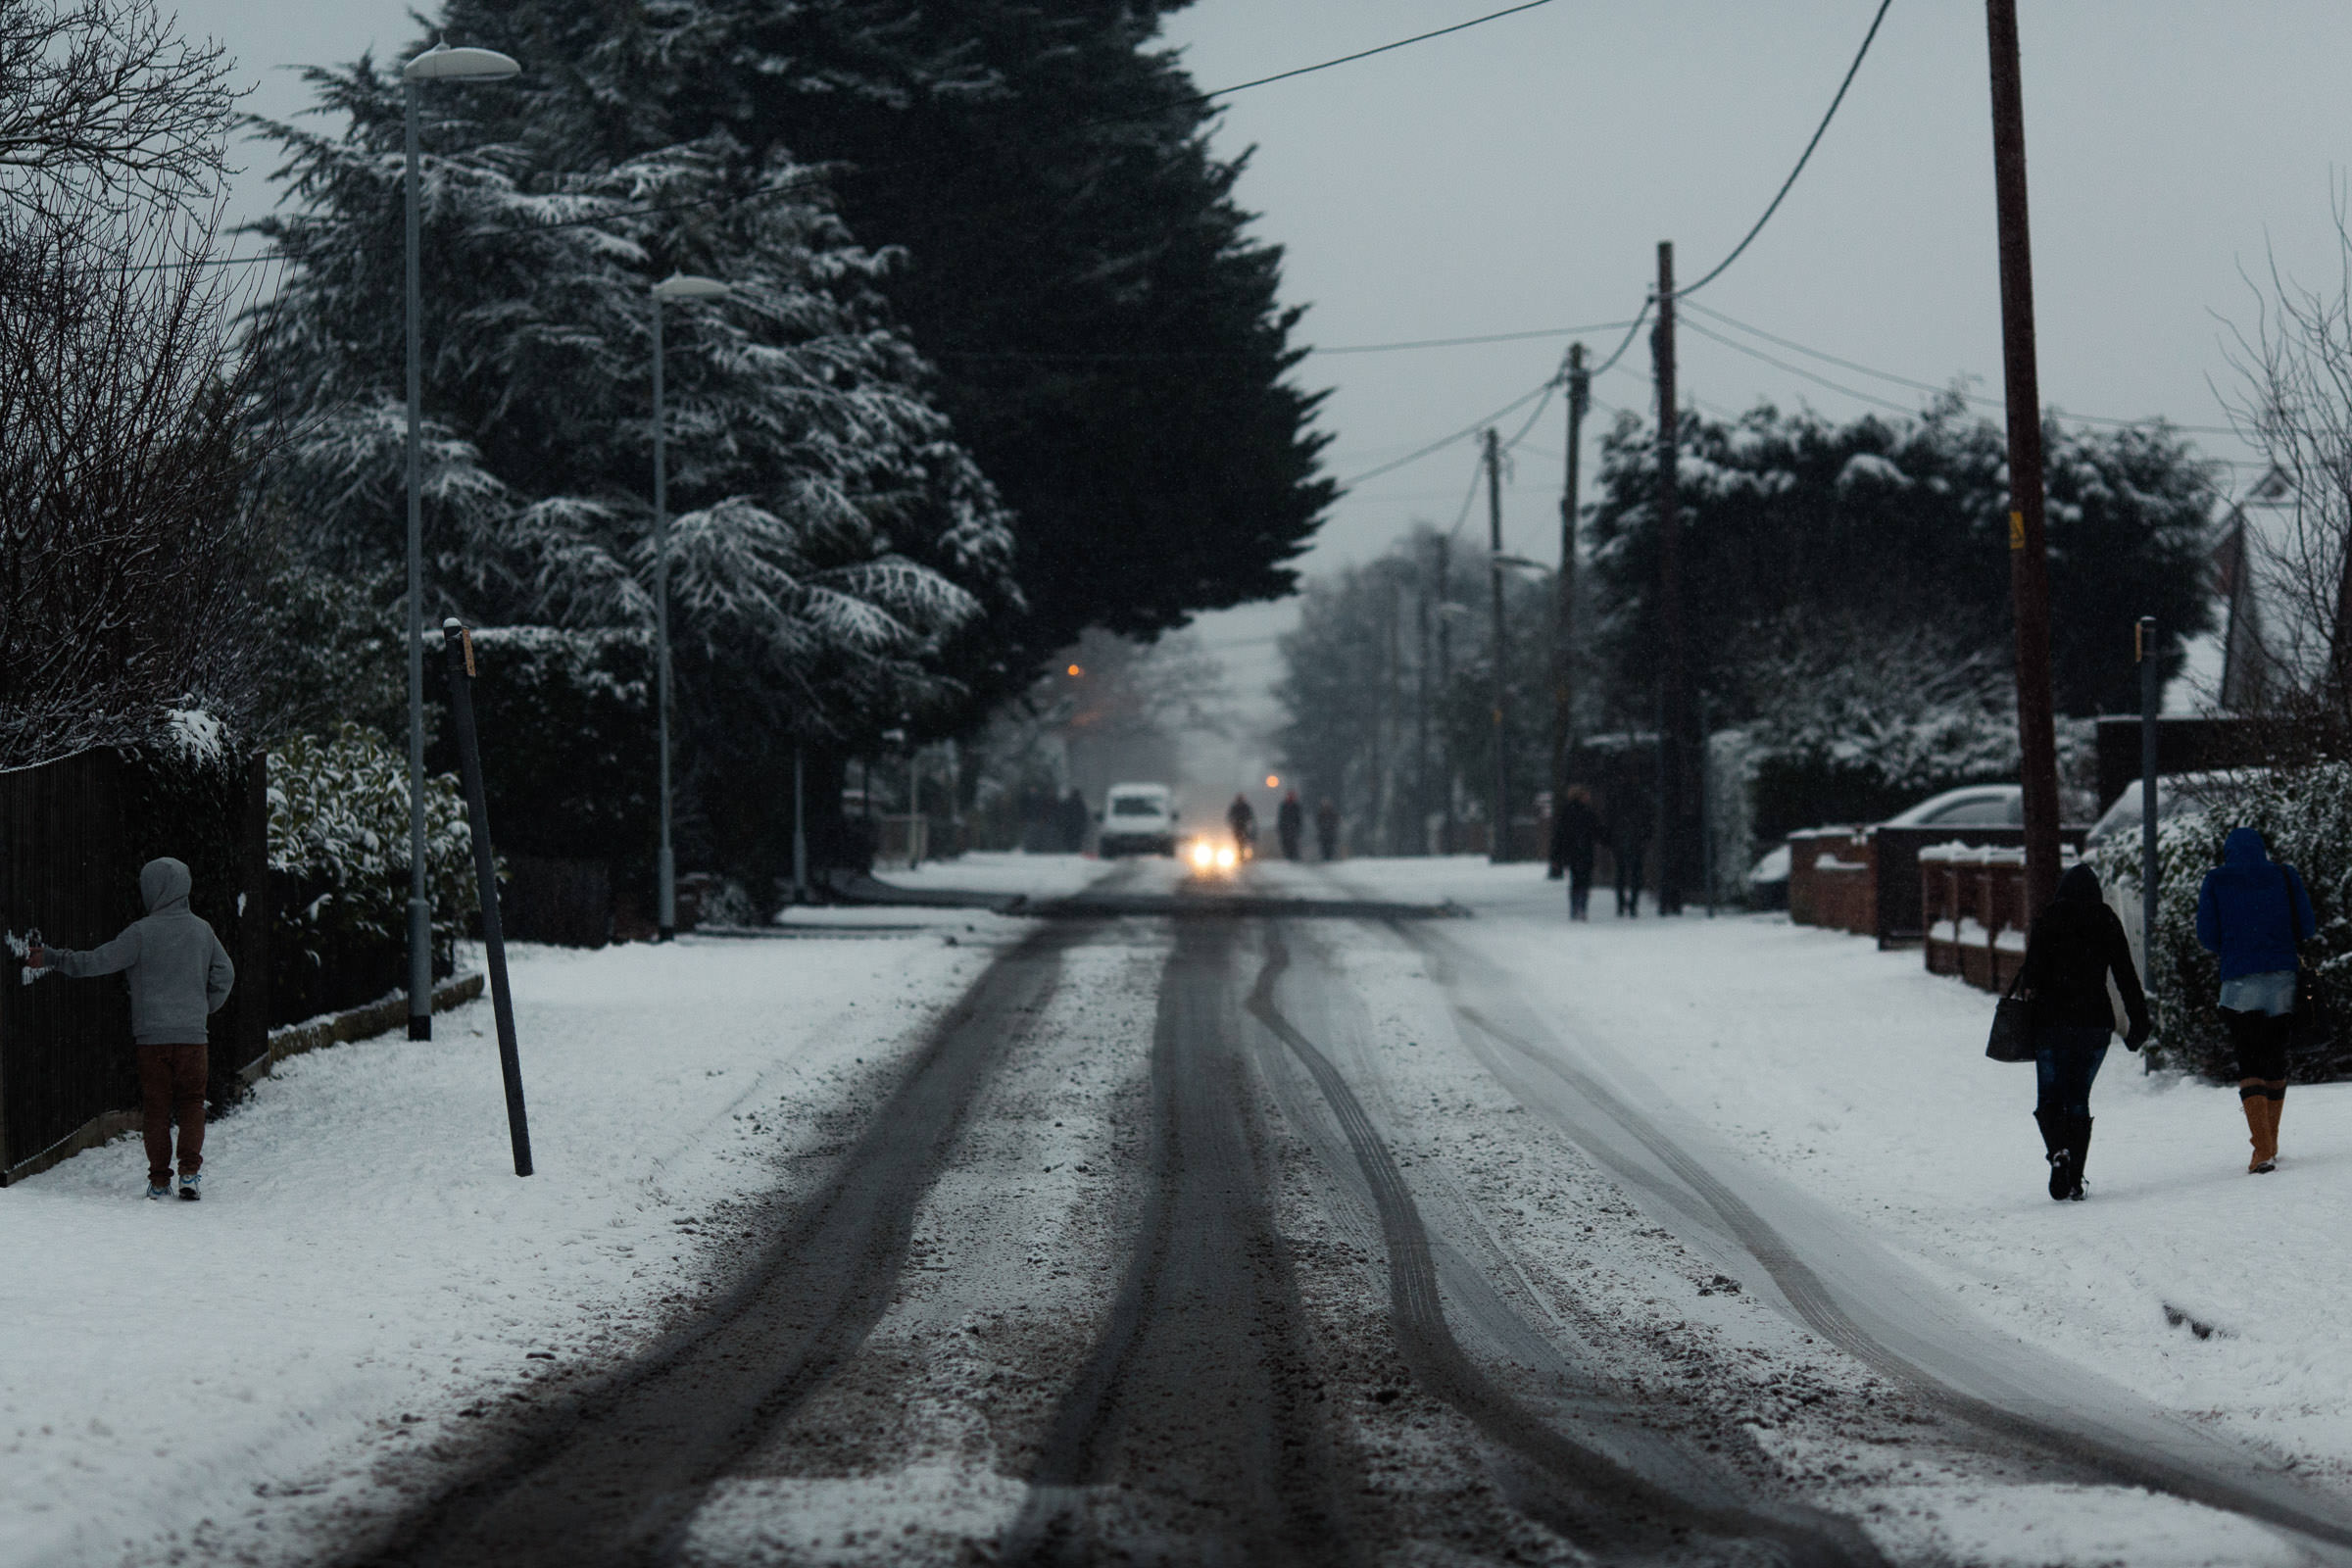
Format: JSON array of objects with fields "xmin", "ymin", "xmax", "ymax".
[
  {"xmin": 2065, "ymin": 1115, "xmax": 2092, "ymax": 1200},
  {"xmin": 2034, "ymin": 1109, "xmax": 2071, "ymax": 1200}
]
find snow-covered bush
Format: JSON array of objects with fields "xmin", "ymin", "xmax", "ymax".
[
  {"xmin": 2092, "ymin": 764, "xmax": 2352, "ymax": 1082},
  {"xmin": 268, "ymin": 723, "xmax": 472, "ymax": 1019}
]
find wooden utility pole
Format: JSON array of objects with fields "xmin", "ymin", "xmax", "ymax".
[
  {"xmin": 1653, "ymin": 241, "xmax": 1690, "ymax": 915},
  {"xmin": 1547, "ymin": 342, "xmax": 1590, "ymax": 878},
  {"xmin": 1984, "ymin": 0, "xmax": 2064, "ymax": 914},
  {"xmin": 1416, "ymin": 561, "xmax": 1433, "ymax": 855},
  {"xmin": 1485, "ymin": 425, "xmax": 1510, "ymax": 862},
  {"xmin": 1436, "ymin": 535, "xmax": 1455, "ymax": 853}
]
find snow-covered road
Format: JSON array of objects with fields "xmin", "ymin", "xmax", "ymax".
[{"xmin": 8, "ymin": 852, "xmax": 2352, "ymax": 1566}]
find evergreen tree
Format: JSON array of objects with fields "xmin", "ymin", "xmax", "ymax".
[
  {"xmin": 432, "ymin": 0, "xmax": 1334, "ymax": 701},
  {"xmin": 247, "ymin": 57, "xmax": 1017, "ymax": 883}
]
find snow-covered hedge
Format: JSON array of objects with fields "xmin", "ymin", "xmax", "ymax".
[
  {"xmin": 2092, "ymin": 764, "xmax": 2352, "ymax": 1082},
  {"xmin": 268, "ymin": 723, "xmax": 472, "ymax": 1017}
]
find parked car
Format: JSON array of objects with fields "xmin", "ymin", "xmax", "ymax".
[
  {"xmin": 2083, "ymin": 769, "xmax": 2254, "ymax": 849},
  {"xmin": 1748, "ymin": 783, "xmax": 2025, "ymax": 905},
  {"xmin": 1883, "ymin": 783, "xmax": 2025, "ymax": 829},
  {"xmin": 1099, "ymin": 782, "xmax": 1179, "ymax": 858}
]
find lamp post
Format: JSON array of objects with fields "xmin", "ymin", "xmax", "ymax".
[
  {"xmin": 403, "ymin": 42, "xmax": 519, "ymax": 1041},
  {"xmin": 649, "ymin": 272, "xmax": 730, "ymax": 941}
]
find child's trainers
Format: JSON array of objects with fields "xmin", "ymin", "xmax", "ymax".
[
  {"xmin": 176, "ymin": 1172, "xmax": 202, "ymax": 1201},
  {"xmin": 145, "ymin": 1182, "xmax": 171, "ymax": 1200}
]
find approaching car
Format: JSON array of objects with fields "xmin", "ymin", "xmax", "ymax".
[{"xmin": 1099, "ymin": 783, "xmax": 1179, "ymax": 858}]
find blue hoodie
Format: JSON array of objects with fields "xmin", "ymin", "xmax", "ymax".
[{"xmin": 2195, "ymin": 828, "xmax": 2317, "ymax": 981}]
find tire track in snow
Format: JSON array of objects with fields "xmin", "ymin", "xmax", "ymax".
[
  {"xmin": 1000, "ymin": 916, "xmax": 1357, "ymax": 1567},
  {"xmin": 1246, "ymin": 926, "xmax": 1886, "ymax": 1567},
  {"xmin": 339, "ymin": 921, "xmax": 1089, "ymax": 1568},
  {"xmin": 1410, "ymin": 927, "xmax": 2352, "ymax": 1557}
]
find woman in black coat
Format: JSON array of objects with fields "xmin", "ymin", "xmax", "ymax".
[{"xmin": 2014, "ymin": 862, "xmax": 2152, "ymax": 1200}]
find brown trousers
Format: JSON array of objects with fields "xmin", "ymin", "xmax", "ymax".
[{"xmin": 137, "ymin": 1042, "xmax": 207, "ymax": 1185}]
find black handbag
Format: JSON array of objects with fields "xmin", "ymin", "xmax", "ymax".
[
  {"xmin": 1986, "ymin": 967, "xmax": 2036, "ymax": 1062},
  {"xmin": 2289, "ymin": 964, "xmax": 2332, "ymax": 1054}
]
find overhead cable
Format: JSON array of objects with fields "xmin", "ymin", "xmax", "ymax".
[
  {"xmin": 1339, "ymin": 377, "xmax": 1554, "ymax": 490},
  {"xmin": 1675, "ymin": 0, "xmax": 1894, "ymax": 299},
  {"xmin": 1185, "ymin": 0, "xmax": 1558, "ymax": 107},
  {"xmin": 1682, "ymin": 299, "xmax": 2241, "ymax": 436}
]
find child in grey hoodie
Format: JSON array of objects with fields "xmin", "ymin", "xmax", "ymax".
[{"xmin": 31, "ymin": 858, "xmax": 235, "ymax": 1200}]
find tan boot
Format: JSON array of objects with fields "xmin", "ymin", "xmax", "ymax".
[
  {"xmin": 2263, "ymin": 1085, "xmax": 2286, "ymax": 1168},
  {"xmin": 2243, "ymin": 1090, "xmax": 2273, "ymax": 1173}
]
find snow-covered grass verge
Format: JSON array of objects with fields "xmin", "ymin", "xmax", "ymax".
[
  {"xmin": 0, "ymin": 919, "xmax": 1026, "ymax": 1568},
  {"xmin": 1326, "ymin": 857, "xmax": 2352, "ymax": 1495}
]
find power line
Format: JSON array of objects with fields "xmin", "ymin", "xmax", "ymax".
[
  {"xmin": 1681, "ymin": 298, "xmax": 2243, "ymax": 435},
  {"xmin": 1185, "ymin": 0, "xmax": 1558, "ymax": 106},
  {"xmin": 1338, "ymin": 377, "xmax": 1555, "ymax": 489},
  {"xmin": 1679, "ymin": 316, "xmax": 1918, "ymax": 415},
  {"xmin": 929, "ymin": 316, "xmax": 1642, "ymax": 365},
  {"xmin": 1676, "ymin": 0, "xmax": 1893, "ymax": 299}
]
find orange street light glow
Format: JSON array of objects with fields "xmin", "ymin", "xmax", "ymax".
[
  {"xmin": 1066, "ymin": 664, "xmax": 1084, "ymax": 676},
  {"xmin": 1265, "ymin": 774, "xmax": 1279, "ymax": 788}
]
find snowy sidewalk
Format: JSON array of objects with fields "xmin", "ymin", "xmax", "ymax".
[
  {"xmin": 1328, "ymin": 856, "xmax": 2352, "ymax": 1494},
  {"xmin": 0, "ymin": 895, "xmax": 1039, "ymax": 1568}
]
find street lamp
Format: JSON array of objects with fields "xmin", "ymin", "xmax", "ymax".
[
  {"xmin": 403, "ymin": 42, "xmax": 519, "ymax": 1041},
  {"xmin": 649, "ymin": 272, "xmax": 730, "ymax": 941}
]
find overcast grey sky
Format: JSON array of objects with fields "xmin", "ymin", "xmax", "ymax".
[{"xmin": 178, "ymin": 0, "xmax": 2352, "ymax": 757}]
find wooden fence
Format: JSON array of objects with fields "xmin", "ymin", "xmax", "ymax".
[
  {"xmin": 0, "ymin": 747, "xmax": 268, "ymax": 1185},
  {"xmin": 1791, "ymin": 822, "xmax": 2087, "ymax": 950}
]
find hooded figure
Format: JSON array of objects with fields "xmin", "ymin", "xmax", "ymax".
[
  {"xmin": 32, "ymin": 858, "xmax": 235, "ymax": 1200},
  {"xmin": 1276, "ymin": 791, "xmax": 1304, "ymax": 861},
  {"xmin": 2196, "ymin": 827, "xmax": 2317, "ymax": 1173},
  {"xmin": 2014, "ymin": 862, "xmax": 2149, "ymax": 1200}
]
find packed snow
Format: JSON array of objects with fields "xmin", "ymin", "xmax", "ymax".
[{"xmin": 0, "ymin": 913, "xmax": 1024, "ymax": 1568}]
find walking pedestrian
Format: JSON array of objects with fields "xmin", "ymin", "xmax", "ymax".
[
  {"xmin": 1226, "ymin": 793, "xmax": 1257, "ymax": 858},
  {"xmin": 1277, "ymin": 791, "xmax": 1304, "ymax": 861},
  {"xmin": 1314, "ymin": 797, "xmax": 1341, "ymax": 861},
  {"xmin": 2014, "ymin": 862, "xmax": 2150, "ymax": 1200},
  {"xmin": 2196, "ymin": 827, "xmax": 2317, "ymax": 1174},
  {"xmin": 1611, "ymin": 792, "xmax": 1651, "ymax": 917},
  {"xmin": 1555, "ymin": 786, "xmax": 1599, "ymax": 920},
  {"xmin": 1057, "ymin": 787, "xmax": 1090, "ymax": 854},
  {"xmin": 27, "ymin": 858, "xmax": 235, "ymax": 1200}
]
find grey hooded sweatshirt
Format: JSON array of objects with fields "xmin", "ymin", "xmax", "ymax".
[{"xmin": 48, "ymin": 858, "xmax": 235, "ymax": 1045}]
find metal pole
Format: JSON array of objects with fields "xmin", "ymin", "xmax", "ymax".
[
  {"xmin": 1549, "ymin": 342, "xmax": 1589, "ymax": 877},
  {"xmin": 653, "ymin": 294, "xmax": 675, "ymax": 941},
  {"xmin": 793, "ymin": 745, "xmax": 808, "ymax": 902},
  {"xmin": 404, "ymin": 80, "xmax": 432, "ymax": 1041},
  {"xmin": 1700, "ymin": 693, "xmax": 1715, "ymax": 916},
  {"xmin": 2139, "ymin": 615, "xmax": 2160, "ymax": 990},
  {"xmin": 441, "ymin": 619, "xmax": 533, "ymax": 1177},
  {"xmin": 1654, "ymin": 240, "xmax": 1688, "ymax": 916},
  {"xmin": 1985, "ymin": 0, "xmax": 2065, "ymax": 916},
  {"xmin": 1485, "ymin": 426, "xmax": 1508, "ymax": 863}
]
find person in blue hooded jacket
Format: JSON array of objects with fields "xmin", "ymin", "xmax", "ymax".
[{"xmin": 2196, "ymin": 827, "xmax": 2317, "ymax": 1173}]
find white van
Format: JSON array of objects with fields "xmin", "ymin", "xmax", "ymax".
[{"xmin": 1100, "ymin": 782, "xmax": 1179, "ymax": 858}]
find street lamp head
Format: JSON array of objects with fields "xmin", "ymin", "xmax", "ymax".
[
  {"xmin": 1492, "ymin": 553, "xmax": 1547, "ymax": 572},
  {"xmin": 403, "ymin": 44, "xmax": 521, "ymax": 82},
  {"xmin": 653, "ymin": 273, "xmax": 730, "ymax": 301}
]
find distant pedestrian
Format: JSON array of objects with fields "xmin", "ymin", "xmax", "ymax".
[
  {"xmin": 2196, "ymin": 827, "xmax": 2317, "ymax": 1174},
  {"xmin": 28, "ymin": 858, "xmax": 235, "ymax": 1200},
  {"xmin": 1611, "ymin": 794, "xmax": 1651, "ymax": 917},
  {"xmin": 1226, "ymin": 793, "xmax": 1257, "ymax": 858},
  {"xmin": 1314, "ymin": 797, "xmax": 1341, "ymax": 861},
  {"xmin": 2015, "ymin": 862, "xmax": 2150, "ymax": 1200},
  {"xmin": 1277, "ymin": 791, "xmax": 1304, "ymax": 861},
  {"xmin": 1057, "ymin": 788, "xmax": 1091, "ymax": 854},
  {"xmin": 1554, "ymin": 786, "xmax": 1599, "ymax": 920}
]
